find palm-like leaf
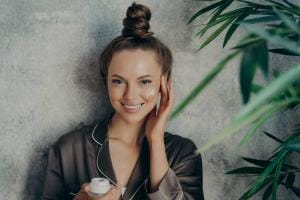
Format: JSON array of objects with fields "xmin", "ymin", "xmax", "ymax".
[
  {"xmin": 173, "ymin": 0, "xmax": 300, "ymax": 119},
  {"xmin": 227, "ymin": 126, "xmax": 300, "ymax": 199},
  {"xmin": 179, "ymin": 2, "xmax": 300, "ymax": 199}
]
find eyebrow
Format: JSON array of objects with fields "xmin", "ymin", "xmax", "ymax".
[{"xmin": 111, "ymin": 74, "xmax": 152, "ymax": 80}]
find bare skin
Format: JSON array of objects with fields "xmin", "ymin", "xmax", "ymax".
[{"xmin": 74, "ymin": 49, "xmax": 174, "ymax": 199}]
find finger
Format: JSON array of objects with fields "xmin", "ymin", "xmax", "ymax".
[
  {"xmin": 74, "ymin": 186, "xmax": 89, "ymax": 200},
  {"xmin": 81, "ymin": 183, "xmax": 90, "ymax": 193},
  {"xmin": 159, "ymin": 75, "xmax": 168, "ymax": 109},
  {"xmin": 167, "ymin": 78, "xmax": 175, "ymax": 108},
  {"xmin": 147, "ymin": 105, "xmax": 157, "ymax": 119},
  {"xmin": 73, "ymin": 192, "xmax": 88, "ymax": 200},
  {"xmin": 112, "ymin": 183, "xmax": 122, "ymax": 199},
  {"xmin": 100, "ymin": 186, "xmax": 116, "ymax": 200}
]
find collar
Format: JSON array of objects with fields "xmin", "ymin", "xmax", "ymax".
[
  {"xmin": 91, "ymin": 112, "xmax": 114, "ymax": 145},
  {"xmin": 91, "ymin": 113, "xmax": 150, "ymax": 200}
]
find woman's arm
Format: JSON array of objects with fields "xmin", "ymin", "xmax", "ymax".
[
  {"xmin": 42, "ymin": 145, "xmax": 68, "ymax": 200},
  {"xmin": 146, "ymin": 139, "xmax": 204, "ymax": 200},
  {"xmin": 145, "ymin": 76, "xmax": 204, "ymax": 199},
  {"xmin": 148, "ymin": 138, "xmax": 169, "ymax": 191},
  {"xmin": 145, "ymin": 75, "xmax": 173, "ymax": 192}
]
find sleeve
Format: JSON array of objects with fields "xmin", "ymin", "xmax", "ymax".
[
  {"xmin": 145, "ymin": 140, "xmax": 204, "ymax": 200},
  {"xmin": 42, "ymin": 145, "xmax": 70, "ymax": 200}
]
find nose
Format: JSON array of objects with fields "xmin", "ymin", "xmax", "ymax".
[{"xmin": 123, "ymin": 83, "xmax": 139, "ymax": 101}]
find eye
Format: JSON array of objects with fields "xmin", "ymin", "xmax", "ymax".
[
  {"xmin": 141, "ymin": 79, "xmax": 152, "ymax": 85},
  {"xmin": 111, "ymin": 79, "xmax": 124, "ymax": 85}
]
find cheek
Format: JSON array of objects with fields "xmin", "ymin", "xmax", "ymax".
[
  {"xmin": 107, "ymin": 85, "xmax": 122, "ymax": 101},
  {"xmin": 142, "ymin": 86, "xmax": 160, "ymax": 101}
]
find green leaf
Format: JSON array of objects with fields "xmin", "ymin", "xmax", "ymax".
[
  {"xmin": 273, "ymin": 6, "xmax": 300, "ymax": 35},
  {"xmin": 242, "ymin": 157, "xmax": 300, "ymax": 171},
  {"xmin": 256, "ymin": 41, "xmax": 269, "ymax": 78},
  {"xmin": 225, "ymin": 167, "xmax": 265, "ymax": 174},
  {"xmin": 241, "ymin": 16, "xmax": 280, "ymax": 24},
  {"xmin": 284, "ymin": 134, "xmax": 300, "ymax": 153},
  {"xmin": 269, "ymin": 48, "xmax": 300, "ymax": 56},
  {"xmin": 263, "ymin": 131, "xmax": 283, "ymax": 143},
  {"xmin": 266, "ymin": 0, "xmax": 300, "ymax": 16},
  {"xmin": 285, "ymin": 143, "xmax": 300, "ymax": 153},
  {"xmin": 240, "ymin": 46, "xmax": 257, "ymax": 103},
  {"xmin": 282, "ymin": 0, "xmax": 300, "ymax": 10},
  {"xmin": 232, "ymin": 34, "xmax": 262, "ymax": 49},
  {"xmin": 240, "ymin": 42, "xmax": 268, "ymax": 104},
  {"xmin": 239, "ymin": 150, "xmax": 288, "ymax": 199},
  {"xmin": 234, "ymin": 63, "xmax": 300, "ymax": 122},
  {"xmin": 243, "ymin": 24, "xmax": 300, "ymax": 55},
  {"xmin": 263, "ymin": 183, "xmax": 273, "ymax": 200},
  {"xmin": 263, "ymin": 175, "xmax": 286, "ymax": 200},
  {"xmin": 286, "ymin": 173, "xmax": 295, "ymax": 189},
  {"xmin": 196, "ymin": 97, "xmax": 300, "ymax": 153},
  {"xmin": 251, "ymin": 84, "xmax": 263, "ymax": 94},
  {"xmin": 291, "ymin": 186, "xmax": 300, "ymax": 197},
  {"xmin": 199, "ymin": 0, "xmax": 234, "ymax": 37},
  {"xmin": 196, "ymin": 103, "xmax": 275, "ymax": 153},
  {"xmin": 239, "ymin": 177, "xmax": 273, "ymax": 200},
  {"xmin": 272, "ymin": 69, "xmax": 280, "ymax": 78},
  {"xmin": 187, "ymin": 0, "xmax": 226, "ymax": 24},
  {"xmin": 199, "ymin": 17, "xmax": 236, "ymax": 50},
  {"xmin": 284, "ymin": 132, "xmax": 300, "ymax": 143},
  {"xmin": 217, "ymin": 7, "xmax": 253, "ymax": 21},
  {"xmin": 170, "ymin": 51, "xmax": 240, "ymax": 119},
  {"xmin": 223, "ymin": 13, "xmax": 250, "ymax": 47},
  {"xmin": 271, "ymin": 153, "xmax": 287, "ymax": 200},
  {"xmin": 237, "ymin": 0, "xmax": 272, "ymax": 10},
  {"xmin": 241, "ymin": 157, "xmax": 271, "ymax": 168},
  {"xmin": 239, "ymin": 104, "xmax": 281, "ymax": 146}
]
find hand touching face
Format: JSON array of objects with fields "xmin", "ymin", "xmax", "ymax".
[{"xmin": 145, "ymin": 75, "xmax": 175, "ymax": 142}]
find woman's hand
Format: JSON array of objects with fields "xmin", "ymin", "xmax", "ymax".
[
  {"xmin": 73, "ymin": 183, "xmax": 121, "ymax": 200},
  {"xmin": 145, "ymin": 75, "xmax": 175, "ymax": 143}
]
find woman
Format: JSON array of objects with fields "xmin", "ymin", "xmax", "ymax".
[{"xmin": 42, "ymin": 2, "xmax": 204, "ymax": 200}]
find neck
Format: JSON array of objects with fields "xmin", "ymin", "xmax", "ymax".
[{"xmin": 108, "ymin": 113, "xmax": 146, "ymax": 146}]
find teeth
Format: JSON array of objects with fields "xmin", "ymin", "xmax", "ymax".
[{"xmin": 123, "ymin": 104, "xmax": 142, "ymax": 109}]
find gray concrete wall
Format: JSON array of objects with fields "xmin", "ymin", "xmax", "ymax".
[{"xmin": 0, "ymin": 0, "xmax": 299, "ymax": 199}]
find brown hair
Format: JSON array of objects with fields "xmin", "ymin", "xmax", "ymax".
[{"xmin": 99, "ymin": 2, "xmax": 173, "ymax": 85}]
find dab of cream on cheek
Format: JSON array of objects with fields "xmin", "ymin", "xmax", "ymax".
[{"xmin": 143, "ymin": 88, "xmax": 157, "ymax": 99}]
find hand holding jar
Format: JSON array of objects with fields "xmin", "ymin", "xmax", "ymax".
[{"xmin": 74, "ymin": 178, "xmax": 121, "ymax": 200}]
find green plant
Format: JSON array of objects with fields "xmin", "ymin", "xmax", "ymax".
[
  {"xmin": 226, "ymin": 129, "xmax": 300, "ymax": 199},
  {"xmin": 170, "ymin": 0, "xmax": 300, "ymax": 151},
  {"xmin": 169, "ymin": 1, "xmax": 300, "ymax": 199}
]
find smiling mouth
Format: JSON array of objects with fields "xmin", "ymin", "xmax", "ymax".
[{"xmin": 121, "ymin": 103, "xmax": 145, "ymax": 113}]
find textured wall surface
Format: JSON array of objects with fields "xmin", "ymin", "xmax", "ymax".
[{"xmin": 0, "ymin": 0, "xmax": 299, "ymax": 199}]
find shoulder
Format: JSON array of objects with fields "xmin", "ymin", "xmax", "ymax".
[
  {"xmin": 164, "ymin": 131, "xmax": 197, "ymax": 149},
  {"xmin": 164, "ymin": 131, "xmax": 198, "ymax": 156},
  {"xmin": 51, "ymin": 122, "xmax": 95, "ymax": 152},
  {"xmin": 163, "ymin": 132, "xmax": 202, "ymax": 168}
]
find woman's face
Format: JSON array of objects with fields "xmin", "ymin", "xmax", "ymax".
[{"xmin": 107, "ymin": 49, "xmax": 162, "ymax": 124}]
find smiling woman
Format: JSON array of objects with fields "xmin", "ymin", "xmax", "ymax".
[{"xmin": 42, "ymin": 2, "xmax": 204, "ymax": 200}]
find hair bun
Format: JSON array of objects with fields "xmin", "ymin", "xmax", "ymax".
[{"xmin": 122, "ymin": 2, "xmax": 154, "ymax": 39}]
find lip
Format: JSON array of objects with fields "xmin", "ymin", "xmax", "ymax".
[{"xmin": 121, "ymin": 103, "xmax": 144, "ymax": 113}]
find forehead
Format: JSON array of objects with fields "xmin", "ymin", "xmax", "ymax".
[{"xmin": 108, "ymin": 49, "xmax": 162, "ymax": 77}]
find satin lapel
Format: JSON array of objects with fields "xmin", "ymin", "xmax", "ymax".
[
  {"xmin": 122, "ymin": 137, "xmax": 150, "ymax": 200},
  {"xmin": 92, "ymin": 113, "xmax": 114, "ymax": 145},
  {"xmin": 93, "ymin": 113, "xmax": 118, "ymax": 186},
  {"xmin": 96, "ymin": 138, "xmax": 118, "ymax": 186}
]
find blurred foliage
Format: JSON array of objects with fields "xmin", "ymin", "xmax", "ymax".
[
  {"xmin": 170, "ymin": 1, "xmax": 300, "ymax": 199},
  {"xmin": 171, "ymin": 0, "xmax": 300, "ymax": 150},
  {"xmin": 226, "ymin": 129, "xmax": 300, "ymax": 199}
]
